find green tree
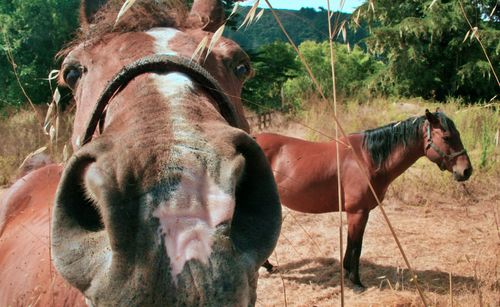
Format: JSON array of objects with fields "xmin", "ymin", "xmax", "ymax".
[
  {"xmin": 354, "ymin": 0, "xmax": 499, "ymax": 101},
  {"xmin": 242, "ymin": 41, "xmax": 299, "ymax": 111},
  {"xmin": 226, "ymin": 6, "xmax": 364, "ymax": 52},
  {"xmin": 283, "ymin": 40, "xmax": 383, "ymax": 108},
  {"xmin": 0, "ymin": 0, "xmax": 80, "ymax": 109}
]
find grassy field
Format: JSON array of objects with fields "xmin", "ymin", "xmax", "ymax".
[{"xmin": 0, "ymin": 98, "xmax": 499, "ymax": 306}]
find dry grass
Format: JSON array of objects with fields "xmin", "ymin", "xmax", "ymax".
[
  {"xmin": 0, "ymin": 106, "xmax": 73, "ymax": 186},
  {"xmin": 254, "ymin": 98, "xmax": 499, "ymax": 306}
]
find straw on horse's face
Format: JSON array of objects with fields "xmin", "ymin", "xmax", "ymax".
[
  {"xmin": 51, "ymin": 1, "xmax": 281, "ymax": 305},
  {"xmin": 423, "ymin": 109, "xmax": 472, "ymax": 181}
]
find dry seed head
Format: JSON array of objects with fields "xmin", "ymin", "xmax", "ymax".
[
  {"xmin": 238, "ymin": 0, "xmax": 260, "ymax": 30},
  {"xmin": 205, "ymin": 24, "xmax": 225, "ymax": 61},
  {"xmin": 18, "ymin": 147, "xmax": 48, "ymax": 171},
  {"xmin": 191, "ymin": 35, "xmax": 208, "ymax": 62},
  {"xmin": 115, "ymin": 0, "xmax": 138, "ymax": 27}
]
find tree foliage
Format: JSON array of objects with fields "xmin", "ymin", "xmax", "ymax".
[
  {"xmin": 282, "ymin": 40, "xmax": 383, "ymax": 108},
  {"xmin": 242, "ymin": 41, "xmax": 299, "ymax": 112},
  {"xmin": 0, "ymin": 0, "xmax": 80, "ymax": 109},
  {"xmin": 354, "ymin": 0, "xmax": 499, "ymax": 101},
  {"xmin": 227, "ymin": 6, "xmax": 366, "ymax": 51}
]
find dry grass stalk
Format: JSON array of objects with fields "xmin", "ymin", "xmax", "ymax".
[
  {"xmin": 204, "ymin": 24, "xmax": 225, "ymax": 61},
  {"xmin": 465, "ymin": 255, "xmax": 484, "ymax": 307},
  {"xmin": 280, "ymin": 231, "xmax": 304, "ymax": 259},
  {"xmin": 288, "ymin": 211, "xmax": 326, "ymax": 257},
  {"xmin": 2, "ymin": 32, "xmax": 44, "ymax": 126},
  {"xmin": 459, "ymin": 0, "xmax": 500, "ymax": 87},
  {"xmin": 17, "ymin": 146, "xmax": 47, "ymax": 172},
  {"xmin": 238, "ymin": 0, "xmax": 260, "ymax": 30},
  {"xmin": 494, "ymin": 205, "xmax": 500, "ymax": 241},
  {"xmin": 192, "ymin": 0, "xmax": 244, "ymax": 62},
  {"xmin": 273, "ymin": 251, "xmax": 288, "ymax": 307},
  {"xmin": 377, "ymin": 275, "xmax": 394, "ymax": 290},
  {"xmin": 449, "ymin": 271, "xmax": 454, "ymax": 307},
  {"xmin": 115, "ymin": 0, "xmax": 138, "ymax": 26},
  {"xmin": 190, "ymin": 36, "xmax": 208, "ymax": 61},
  {"xmin": 326, "ymin": 0, "xmax": 345, "ymax": 305}
]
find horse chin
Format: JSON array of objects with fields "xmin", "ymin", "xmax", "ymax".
[{"xmin": 80, "ymin": 235, "xmax": 257, "ymax": 306}]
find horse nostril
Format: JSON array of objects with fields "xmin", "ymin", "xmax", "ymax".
[
  {"xmin": 463, "ymin": 167, "xmax": 472, "ymax": 179},
  {"xmin": 56, "ymin": 159, "xmax": 105, "ymax": 232}
]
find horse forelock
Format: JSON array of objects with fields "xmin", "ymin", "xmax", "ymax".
[
  {"xmin": 58, "ymin": 0, "xmax": 190, "ymax": 58},
  {"xmin": 437, "ymin": 112, "xmax": 456, "ymax": 133}
]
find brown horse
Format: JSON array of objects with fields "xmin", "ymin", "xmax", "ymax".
[
  {"xmin": 256, "ymin": 110, "xmax": 472, "ymax": 292},
  {"xmin": 0, "ymin": 0, "xmax": 281, "ymax": 305}
]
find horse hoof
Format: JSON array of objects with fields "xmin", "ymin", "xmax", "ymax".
[{"xmin": 352, "ymin": 284, "xmax": 366, "ymax": 293}]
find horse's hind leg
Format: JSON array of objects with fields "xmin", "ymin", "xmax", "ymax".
[
  {"xmin": 343, "ymin": 211, "xmax": 369, "ymax": 293},
  {"xmin": 262, "ymin": 260, "xmax": 277, "ymax": 273}
]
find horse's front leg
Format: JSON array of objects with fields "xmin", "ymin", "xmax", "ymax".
[{"xmin": 343, "ymin": 210, "xmax": 369, "ymax": 293}]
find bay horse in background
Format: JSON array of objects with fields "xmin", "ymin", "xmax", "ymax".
[
  {"xmin": 0, "ymin": 0, "xmax": 282, "ymax": 305},
  {"xmin": 256, "ymin": 109, "xmax": 472, "ymax": 292}
]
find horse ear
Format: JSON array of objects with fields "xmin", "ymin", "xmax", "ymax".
[
  {"xmin": 189, "ymin": 0, "xmax": 226, "ymax": 32},
  {"xmin": 80, "ymin": 0, "xmax": 107, "ymax": 30},
  {"xmin": 425, "ymin": 109, "xmax": 440, "ymax": 125},
  {"xmin": 435, "ymin": 107, "xmax": 441, "ymax": 113}
]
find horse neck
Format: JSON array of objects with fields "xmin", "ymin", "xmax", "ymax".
[{"xmin": 379, "ymin": 138, "xmax": 425, "ymax": 183}]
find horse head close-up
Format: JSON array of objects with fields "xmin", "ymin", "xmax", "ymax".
[
  {"xmin": 422, "ymin": 109, "xmax": 472, "ymax": 181},
  {"xmin": 49, "ymin": 0, "xmax": 281, "ymax": 305}
]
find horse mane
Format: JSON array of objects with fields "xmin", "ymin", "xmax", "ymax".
[
  {"xmin": 362, "ymin": 112, "xmax": 454, "ymax": 168},
  {"xmin": 58, "ymin": 0, "xmax": 189, "ymax": 57}
]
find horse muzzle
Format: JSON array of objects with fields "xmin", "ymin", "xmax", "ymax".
[
  {"xmin": 453, "ymin": 165, "xmax": 473, "ymax": 181},
  {"xmin": 51, "ymin": 130, "xmax": 281, "ymax": 305}
]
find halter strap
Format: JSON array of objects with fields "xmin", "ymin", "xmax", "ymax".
[
  {"xmin": 80, "ymin": 54, "xmax": 240, "ymax": 146},
  {"xmin": 425, "ymin": 120, "xmax": 467, "ymax": 169}
]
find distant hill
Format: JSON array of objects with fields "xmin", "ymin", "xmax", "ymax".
[{"xmin": 226, "ymin": 7, "xmax": 367, "ymax": 51}]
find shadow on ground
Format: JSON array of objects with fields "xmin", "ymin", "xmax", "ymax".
[{"xmin": 270, "ymin": 257, "xmax": 477, "ymax": 294}]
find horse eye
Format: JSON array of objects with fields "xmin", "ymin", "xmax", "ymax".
[
  {"xmin": 234, "ymin": 63, "xmax": 250, "ymax": 79},
  {"xmin": 443, "ymin": 136, "xmax": 451, "ymax": 142},
  {"xmin": 63, "ymin": 66, "xmax": 83, "ymax": 89}
]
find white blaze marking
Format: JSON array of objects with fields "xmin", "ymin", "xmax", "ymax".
[
  {"xmin": 148, "ymin": 28, "xmax": 234, "ymax": 281},
  {"xmin": 147, "ymin": 28, "xmax": 181, "ymax": 55},
  {"xmin": 154, "ymin": 72, "xmax": 195, "ymax": 97}
]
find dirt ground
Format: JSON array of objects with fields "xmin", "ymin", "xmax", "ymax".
[{"xmin": 253, "ymin": 122, "xmax": 500, "ymax": 307}]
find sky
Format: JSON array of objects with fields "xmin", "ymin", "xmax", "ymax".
[{"xmin": 239, "ymin": 0, "xmax": 365, "ymax": 13}]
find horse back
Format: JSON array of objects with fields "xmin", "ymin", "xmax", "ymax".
[
  {"xmin": 0, "ymin": 164, "xmax": 85, "ymax": 306},
  {"xmin": 254, "ymin": 132, "xmax": 382, "ymax": 213}
]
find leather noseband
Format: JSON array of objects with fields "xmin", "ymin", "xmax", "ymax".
[
  {"xmin": 424, "ymin": 120, "xmax": 467, "ymax": 170},
  {"xmin": 80, "ymin": 54, "xmax": 239, "ymax": 146}
]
